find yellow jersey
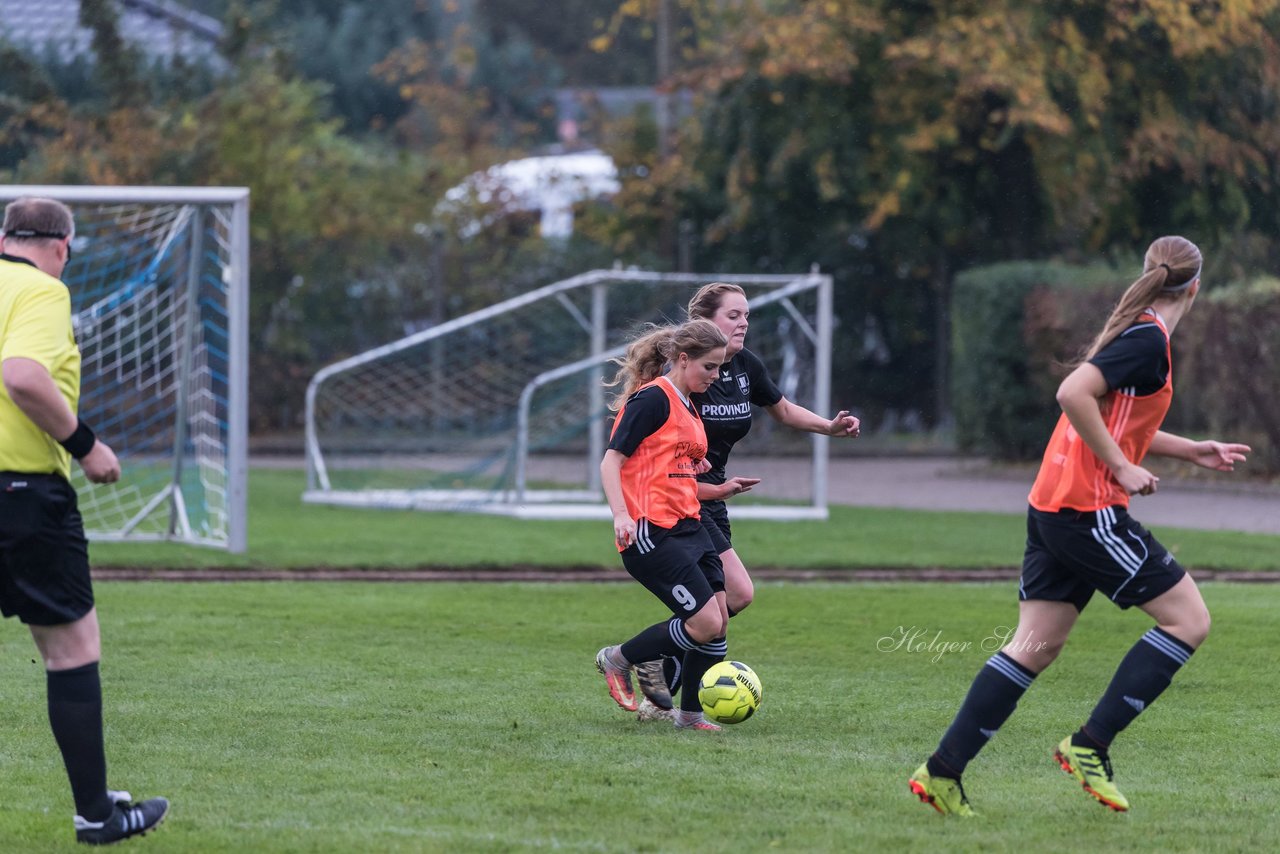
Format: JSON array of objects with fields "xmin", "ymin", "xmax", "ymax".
[{"xmin": 0, "ymin": 255, "xmax": 80, "ymax": 478}]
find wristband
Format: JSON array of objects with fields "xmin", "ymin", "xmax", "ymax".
[{"xmin": 58, "ymin": 419, "xmax": 97, "ymax": 459}]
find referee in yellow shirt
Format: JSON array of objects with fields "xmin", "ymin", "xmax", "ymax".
[{"xmin": 1, "ymin": 197, "xmax": 169, "ymax": 845}]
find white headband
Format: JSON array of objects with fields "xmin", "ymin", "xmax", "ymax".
[{"xmin": 1155, "ymin": 262, "xmax": 1200, "ymax": 292}]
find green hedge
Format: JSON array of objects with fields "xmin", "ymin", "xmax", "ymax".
[
  {"xmin": 951, "ymin": 261, "xmax": 1118, "ymax": 459},
  {"xmin": 1176, "ymin": 278, "xmax": 1280, "ymax": 473},
  {"xmin": 953, "ymin": 263, "xmax": 1280, "ymax": 475}
]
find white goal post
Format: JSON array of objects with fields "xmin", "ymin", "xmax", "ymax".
[
  {"xmin": 304, "ymin": 269, "xmax": 834, "ymax": 520},
  {"xmin": 0, "ymin": 186, "xmax": 249, "ymax": 551}
]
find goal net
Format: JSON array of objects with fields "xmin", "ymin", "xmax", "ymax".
[
  {"xmin": 0, "ymin": 186, "xmax": 249, "ymax": 550},
  {"xmin": 305, "ymin": 269, "xmax": 833, "ymax": 519}
]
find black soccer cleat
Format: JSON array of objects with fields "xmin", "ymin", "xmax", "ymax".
[
  {"xmin": 75, "ymin": 796, "xmax": 170, "ymax": 845},
  {"xmin": 634, "ymin": 658, "xmax": 674, "ymax": 710}
]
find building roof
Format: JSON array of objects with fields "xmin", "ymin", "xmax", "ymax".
[{"xmin": 0, "ymin": 0, "xmax": 223, "ymax": 65}]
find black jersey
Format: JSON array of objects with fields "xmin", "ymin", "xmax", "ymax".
[
  {"xmin": 689, "ymin": 348, "xmax": 783, "ymax": 484},
  {"xmin": 1089, "ymin": 321, "xmax": 1169, "ymax": 396}
]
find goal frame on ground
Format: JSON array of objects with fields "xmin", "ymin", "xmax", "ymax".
[
  {"xmin": 0, "ymin": 185, "xmax": 250, "ymax": 551},
  {"xmin": 304, "ymin": 268, "xmax": 834, "ymax": 520}
]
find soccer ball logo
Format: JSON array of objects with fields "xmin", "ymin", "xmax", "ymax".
[{"xmin": 698, "ymin": 660, "xmax": 762, "ymax": 724}]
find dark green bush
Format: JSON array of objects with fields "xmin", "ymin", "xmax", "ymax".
[
  {"xmin": 951, "ymin": 261, "xmax": 1117, "ymax": 459},
  {"xmin": 954, "ymin": 263, "xmax": 1279, "ymax": 476},
  {"xmin": 1176, "ymin": 278, "xmax": 1280, "ymax": 474}
]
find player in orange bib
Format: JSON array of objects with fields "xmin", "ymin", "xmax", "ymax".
[
  {"xmin": 593, "ymin": 319, "xmax": 731, "ymax": 731},
  {"xmin": 910, "ymin": 236, "xmax": 1251, "ymax": 816},
  {"xmin": 627, "ymin": 282, "xmax": 861, "ymax": 722}
]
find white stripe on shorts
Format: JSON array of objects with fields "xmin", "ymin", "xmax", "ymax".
[
  {"xmin": 1091, "ymin": 507, "xmax": 1151, "ymax": 600},
  {"xmin": 636, "ymin": 518, "xmax": 655, "ymax": 554}
]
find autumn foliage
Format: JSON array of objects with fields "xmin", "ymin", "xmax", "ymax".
[{"xmin": 1, "ymin": 0, "xmax": 1277, "ymax": 451}]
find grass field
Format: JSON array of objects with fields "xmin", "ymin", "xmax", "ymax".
[
  {"xmin": 90, "ymin": 469, "xmax": 1280, "ymax": 572},
  {"xmin": 10, "ymin": 467, "xmax": 1275, "ymax": 849},
  {"xmin": 1, "ymin": 581, "xmax": 1277, "ymax": 852}
]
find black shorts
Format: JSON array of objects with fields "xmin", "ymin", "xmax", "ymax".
[
  {"xmin": 621, "ymin": 517, "xmax": 724, "ymax": 615},
  {"xmin": 0, "ymin": 472, "xmax": 94, "ymax": 626},
  {"xmin": 1020, "ymin": 505, "xmax": 1185, "ymax": 611},
  {"xmin": 699, "ymin": 499, "xmax": 732, "ymax": 554}
]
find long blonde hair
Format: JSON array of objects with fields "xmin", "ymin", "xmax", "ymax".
[
  {"xmin": 687, "ymin": 281, "xmax": 746, "ymax": 322},
  {"xmin": 605, "ymin": 319, "xmax": 727, "ymax": 410},
  {"xmin": 1080, "ymin": 236, "xmax": 1202, "ymax": 361}
]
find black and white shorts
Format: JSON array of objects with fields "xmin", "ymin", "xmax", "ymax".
[
  {"xmin": 0, "ymin": 472, "xmax": 94, "ymax": 626},
  {"xmin": 1020, "ymin": 505, "xmax": 1185, "ymax": 611},
  {"xmin": 621, "ymin": 517, "xmax": 724, "ymax": 615}
]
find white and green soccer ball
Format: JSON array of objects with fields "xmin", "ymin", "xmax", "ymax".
[{"xmin": 698, "ymin": 660, "xmax": 762, "ymax": 724}]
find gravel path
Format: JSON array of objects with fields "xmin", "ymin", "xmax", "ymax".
[{"xmin": 810, "ymin": 456, "xmax": 1280, "ymax": 535}]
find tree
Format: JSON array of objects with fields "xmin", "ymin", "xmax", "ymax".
[
  {"xmin": 584, "ymin": 0, "xmax": 1280, "ymax": 426},
  {"xmin": 241, "ymin": 0, "xmax": 435, "ymax": 133},
  {"xmin": 477, "ymin": 0, "xmax": 657, "ymax": 85},
  {"xmin": 78, "ymin": 0, "xmax": 147, "ymax": 109}
]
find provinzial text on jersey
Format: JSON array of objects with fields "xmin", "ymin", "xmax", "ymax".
[{"xmin": 700, "ymin": 402, "xmax": 752, "ymax": 418}]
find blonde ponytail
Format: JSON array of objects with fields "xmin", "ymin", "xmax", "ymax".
[
  {"xmin": 606, "ymin": 319, "xmax": 727, "ymax": 409},
  {"xmin": 1079, "ymin": 236, "xmax": 1202, "ymax": 362}
]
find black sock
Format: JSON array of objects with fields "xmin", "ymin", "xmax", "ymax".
[
  {"xmin": 620, "ymin": 617, "xmax": 692, "ymax": 665},
  {"xmin": 47, "ymin": 662, "xmax": 112, "ymax": 821},
  {"xmin": 929, "ymin": 652, "xmax": 1036, "ymax": 779},
  {"xmin": 1080, "ymin": 627, "xmax": 1195, "ymax": 748},
  {"xmin": 679, "ymin": 636, "xmax": 727, "ymax": 714},
  {"xmin": 663, "ymin": 656, "xmax": 681, "ymax": 697}
]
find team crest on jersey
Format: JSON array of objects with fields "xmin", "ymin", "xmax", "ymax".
[{"xmin": 736, "ymin": 373, "xmax": 750, "ymax": 396}]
